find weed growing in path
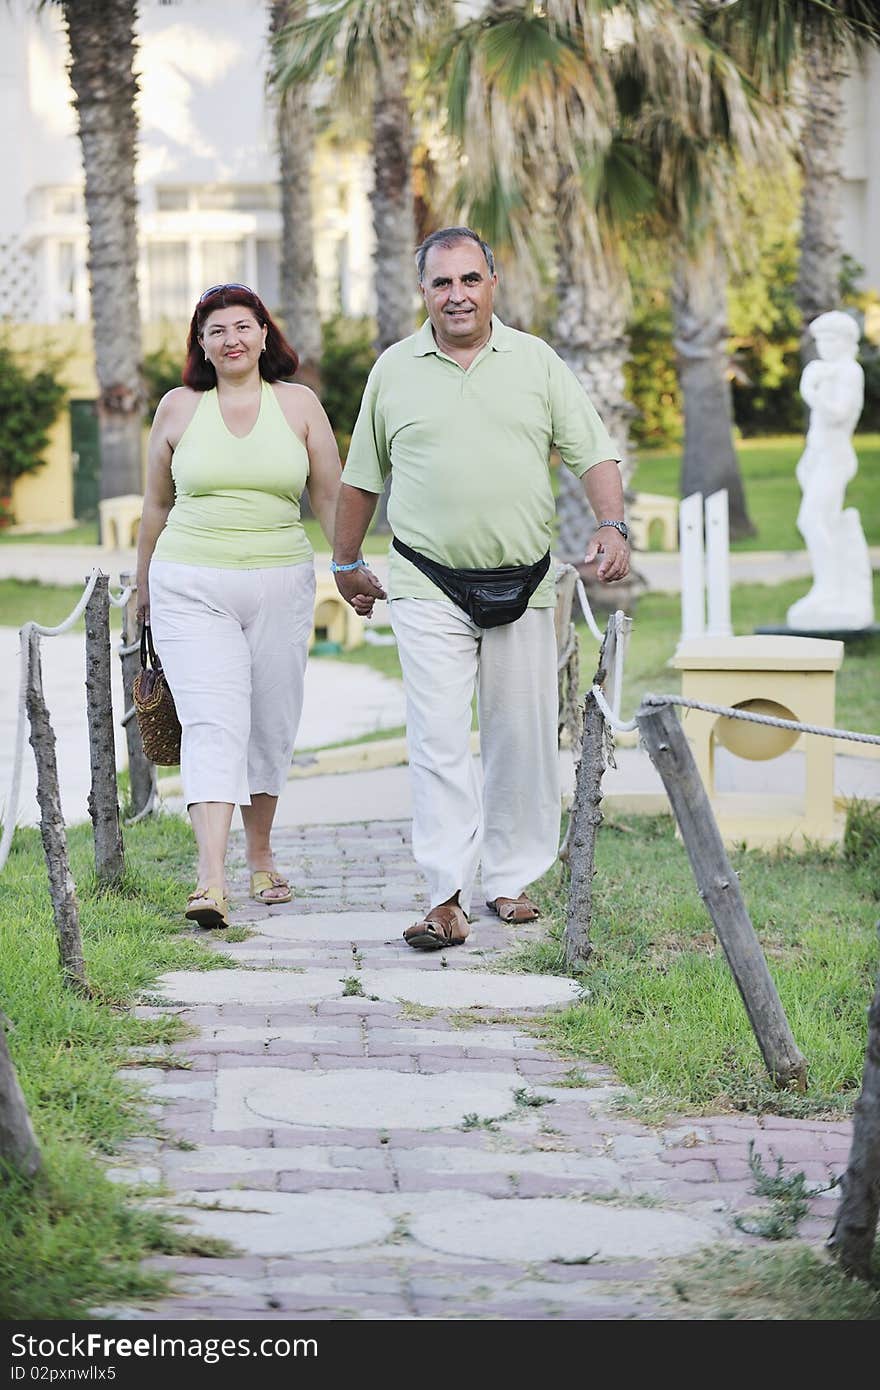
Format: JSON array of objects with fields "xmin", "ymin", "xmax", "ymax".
[{"xmin": 734, "ymin": 1143, "xmax": 839, "ymax": 1240}]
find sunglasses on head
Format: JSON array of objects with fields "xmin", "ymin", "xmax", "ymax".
[{"xmin": 198, "ymin": 283, "xmax": 253, "ymax": 303}]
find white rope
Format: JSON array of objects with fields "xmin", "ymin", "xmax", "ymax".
[
  {"xmin": 591, "ymin": 685, "xmax": 639, "ymax": 732},
  {"xmin": 642, "ymin": 693, "xmax": 880, "ymax": 746},
  {"xmin": 575, "ymin": 576, "xmax": 604, "ymax": 643},
  {"xmin": 109, "ymin": 585, "xmax": 133, "ymax": 609},
  {"xmin": 589, "ymin": 685, "xmax": 880, "ymax": 745},
  {"xmin": 124, "ymin": 765, "xmax": 160, "ymax": 826},
  {"xmin": 0, "ymin": 569, "xmax": 103, "ymax": 872}
]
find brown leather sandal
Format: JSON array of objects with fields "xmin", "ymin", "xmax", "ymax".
[
  {"xmin": 185, "ymin": 884, "xmax": 230, "ymax": 929},
  {"xmin": 486, "ymin": 894, "xmax": 541, "ymax": 923},
  {"xmin": 403, "ymin": 903, "xmax": 470, "ymax": 951}
]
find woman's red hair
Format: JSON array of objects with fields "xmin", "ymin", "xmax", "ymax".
[{"xmin": 182, "ymin": 285, "xmax": 299, "ymax": 389}]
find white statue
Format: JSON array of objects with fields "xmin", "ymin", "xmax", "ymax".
[{"xmin": 787, "ymin": 310, "xmax": 874, "ymax": 631}]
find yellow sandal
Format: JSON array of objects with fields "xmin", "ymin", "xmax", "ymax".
[
  {"xmin": 185, "ymin": 885, "xmax": 230, "ymax": 929},
  {"xmin": 250, "ymin": 870, "xmax": 293, "ymax": 905}
]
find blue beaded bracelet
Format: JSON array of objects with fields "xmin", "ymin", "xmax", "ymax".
[{"xmin": 329, "ymin": 558, "xmax": 365, "ymax": 573}]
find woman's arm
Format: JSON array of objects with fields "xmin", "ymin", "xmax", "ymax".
[
  {"xmin": 136, "ymin": 394, "xmax": 178, "ymax": 622},
  {"xmin": 300, "ymin": 391, "xmax": 343, "ymax": 545}
]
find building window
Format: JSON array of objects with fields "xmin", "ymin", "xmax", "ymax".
[
  {"xmin": 56, "ymin": 241, "xmax": 78, "ymax": 319},
  {"xmin": 200, "ymin": 241, "xmax": 246, "ymax": 292},
  {"xmin": 256, "ymin": 240, "xmax": 280, "ymax": 311},
  {"xmin": 50, "ymin": 189, "xmax": 82, "ymax": 216},
  {"xmin": 156, "ymin": 187, "xmax": 191, "ymax": 211},
  {"xmin": 147, "ymin": 241, "xmax": 189, "ymax": 319},
  {"xmin": 195, "ymin": 185, "xmax": 279, "ymax": 212}
]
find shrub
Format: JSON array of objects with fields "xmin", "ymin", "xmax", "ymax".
[
  {"xmin": 319, "ymin": 315, "xmax": 376, "ymax": 457},
  {"xmin": 0, "ymin": 346, "xmax": 67, "ymax": 523},
  {"xmin": 626, "ymin": 292, "xmax": 682, "ymax": 449},
  {"xmin": 141, "ymin": 345, "xmax": 183, "ymax": 418}
]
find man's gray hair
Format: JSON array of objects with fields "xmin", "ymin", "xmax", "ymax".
[{"xmin": 415, "ymin": 227, "xmax": 495, "ymax": 283}]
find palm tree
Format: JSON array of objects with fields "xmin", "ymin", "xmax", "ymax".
[
  {"xmin": 55, "ymin": 0, "xmax": 144, "ymax": 503},
  {"xmin": 622, "ymin": 4, "xmax": 777, "ymax": 536},
  {"xmin": 717, "ymin": 1, "xmax": 880, "ymax": 361},
  {"xmin": 436, "ymin": 3, "xmax": 768, "ymax": 546},
  {"xmin": 435, "ymin": 5, "xmax": 639, "ymax": 560},
  {"xmin": 268, "ymin": 0, "xmax": 322, "ymax": 389},
  {"xmin": 273, "ymin": 0, "xmax": 448, "ymax": 356}
]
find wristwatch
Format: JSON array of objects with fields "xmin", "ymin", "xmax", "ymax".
[
  {"xmin": 596, "ymin": 520, "xmax": 629, "ymax": 542},
  {"xmin": 329, "ymin": 558, "xmax": 365, "ymax": 573}
]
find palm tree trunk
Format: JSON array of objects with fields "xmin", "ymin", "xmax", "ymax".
[
  {"xmin": 796, "ymin": 34, "xmax": 847, "ymax": 364},
  {"xmin": 672, "ymin": 238, "xmax": 755, "ymax": 539},
  {"xmin": 62, "ymin": 0, "xmax": 143, "ymax": 504},
  {"xmin": 553, "ymin": 222, "xmax": 632, "ymax": 563},
  {"xmin": 371, "ymin": 46, "xmax": 415, "ymax": 354},
  {"xmin": 370, "ymin": 44, "xmax": 415, "ymax": 529},
  {"xmin": 269, "ymin": 0, "xmax": 322, "ymax": 392}
]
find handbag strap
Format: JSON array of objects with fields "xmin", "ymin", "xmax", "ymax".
[{"xmin": 140, "ymin": 622, "xmax": 160, "ymax": 671}]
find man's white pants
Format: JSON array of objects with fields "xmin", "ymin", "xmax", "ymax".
[
  {"xmin": 149, "ymin": 560, "xmax": 315, "ymax": 807},
  {"xmin": 390, "ymin": 599, "xmax": 560, "ymax": 913}
]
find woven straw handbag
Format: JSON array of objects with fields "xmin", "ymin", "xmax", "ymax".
[{"xmin": 132, "ymin": 623, "xmax": 181, "ymax": 765}]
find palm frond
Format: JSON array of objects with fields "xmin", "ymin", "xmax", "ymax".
[{"xmin": 272, "ymin": 0, "xmax": 451, "ymax": 107}]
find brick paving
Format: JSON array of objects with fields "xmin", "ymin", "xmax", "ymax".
[{"xmin": 111, "ymin": 820, "xmax": 851, "ymax": 1322}]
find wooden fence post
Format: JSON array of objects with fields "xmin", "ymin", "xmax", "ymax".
[
  {"xmin": 118, "ymin": 571, "xmax": 155, "ymax": 819},
  {"xmin": 25, "ymin": 630, "xmax": 89, "ymax": 996},
  {"xmin": 636, "ymin": 699, "xmax": 806, "ymax": 1090},
  {"xmin": 563, "ymin": 621, "xmax": 613, "ymax": 967},
  {"xmin": 84, "ymin": 573, "xmax": 124, "ymax": 884},
  {"xmin": 0, "ymin": 1011, "xmax": 42, "ymax": 1179},
  {"xmin": 828, "ymin": 956, "xmax": 880, "ymax": 1280},
  {"xmin": 565, "ymin": 690, "xmax": 605, "ymax": 967},
  {"xmin": 554, "ymin": 564, "xmax": 580, "ymax": 749}
]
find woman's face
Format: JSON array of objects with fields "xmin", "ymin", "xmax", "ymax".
[{"xmin": 199, "ymin": 304, "xmax": 267, "ymax": 377}]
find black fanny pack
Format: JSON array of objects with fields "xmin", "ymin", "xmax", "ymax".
[{"xmin": 392, "ymin": 536, "xmax": 551, "ymax": 629}]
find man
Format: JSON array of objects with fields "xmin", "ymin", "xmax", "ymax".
[{"xmin": 333, "ymin": 226, "xmax": 629, "ymax": 950}]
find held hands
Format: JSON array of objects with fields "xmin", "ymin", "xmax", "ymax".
[
  {"xmin": 334, "ymin": 564, "xmax": 387, "ymax": 618},
  {"xmin": 583, "ymin": 529, "xmax": 630, "ymax": 583}
]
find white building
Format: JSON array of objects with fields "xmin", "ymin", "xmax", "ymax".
[
  {"xmin": 0, "ymin": 0, "xmax": 375, "ymax": 328},
  {"xmin": 841, "ymin": 48, "xmax": 880, "ymax": 295},
  {"xmin": 0, "ymin": 0, "xmax": 876, "ymax": 327}
]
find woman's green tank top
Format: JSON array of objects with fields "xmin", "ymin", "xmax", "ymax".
[{"xmin": 154, "ymin": 381, "xmax": 312, "ymax": 568}]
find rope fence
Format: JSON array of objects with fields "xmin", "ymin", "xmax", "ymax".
[
  {"xmin": 0, "ymin": 568, "xmax": 133, "ymax": 873},
  {"xmin": 590, "ymin": 684, "xmax": 880, "ymax": 746}
]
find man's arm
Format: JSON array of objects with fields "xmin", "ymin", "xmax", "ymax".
[
  {"xmin": 545, "ymin": 345, "xmax": 630, "ymax": 583},
  {"xmin": 333, "ymin": 483, "xmax": 387, "ymax": 617},
  {"xmin": 582, "ymin": 458, "xmax": 630, "ymax": 582}
]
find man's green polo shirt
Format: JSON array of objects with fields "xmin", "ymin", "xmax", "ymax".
[{"xmin": 342, "ymin": 314, "xmax": 619, "ymax": 608}]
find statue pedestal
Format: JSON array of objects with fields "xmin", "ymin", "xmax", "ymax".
[
  {"xmin": 756, "ymin": 624, "xmax": 880, "ymax": 643},
  {"xmin": 672, "ymin": 635, "xmax": 845, "ymax": 849}
]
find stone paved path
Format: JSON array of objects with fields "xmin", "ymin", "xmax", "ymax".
[{"xmin": 114, "ymin": 821, "xmax": 851, "ymax": 1321}]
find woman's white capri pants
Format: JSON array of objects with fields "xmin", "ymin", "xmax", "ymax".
[{"xmin": 148, "ymin": 560, "xmax": 315, "ymax": 807}]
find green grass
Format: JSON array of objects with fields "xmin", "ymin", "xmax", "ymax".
[
  {"xmin": 302, "ymin": 517, "xmax": 388, "ymax": 555},
  {"xmin": 0, "ymin": 578, "xmax": 90, "ymax": 631},
  {"xmin": 582, "ymin": 572, "xmax": 880, "ymax": 734},
  {"xmin": 0, "ymin": 813, "xmax": 232, "ymax": 1319},
  {"xmin": 633, "ymin": 433, "xmax": 880, "ymax": 553},
  {"xmin": 515, "ymin": 804, "xmax": 880, "ymax": 1118},
  {"xmin": 0, "ymin": 522, "xmax": 100, "ymax": 546},
  {"xmin": 666, "ymin": 1246, "xmax": 880, "ymax": 1319}
]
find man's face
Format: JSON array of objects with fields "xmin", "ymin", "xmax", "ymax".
[{"xmin": 420, "ymin": 240, "xmax": 497, "ymax": 349}]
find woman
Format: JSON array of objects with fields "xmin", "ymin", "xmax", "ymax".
[{"xmin": 136, "ymin": 284, "xmax": 342, "ymax": 927}]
